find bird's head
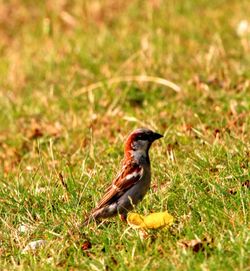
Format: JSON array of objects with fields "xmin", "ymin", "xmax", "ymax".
[{"xmin": 124, "ymin": 128, "xmax": 163, "ymax": 160}]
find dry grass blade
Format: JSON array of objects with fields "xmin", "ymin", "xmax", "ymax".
[{"xmin": 74, "ymin": 75, "xmax": 181, "ymax": 97}]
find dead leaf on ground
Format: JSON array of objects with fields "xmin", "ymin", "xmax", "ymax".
[
  {"xmin": 181, "ymin": 123, "xmax": 193, "ymax": 135},
  {"xmin": 178, "ymin": 237, "xmax": 212, "ymax": 253},
  {"xmin": 0, "ymin": 143, "xmax": 21, "ymax": 174},
  {"xmin": 26, "ymin": 119, "xmax": 62, "ymax": 139},
  {"xmin": 209, "ymin": 167, "xmax": 219, "ymax": 173},
  {"xmin": 242, "ymin": 180, "xmax": 250, "ymax": 189},
  {"xmin": 111, "ymin": 255, "xmax": 118, "ymax": 265},
  {"xmin": 213, "ymin": 128, "xmax": 221, "ymax": 139},
  {"xmin": 58, "ymin": 172, "xmax": 68, "ymax": 190},
  {"xmin": 81, "ymin": 240, "xmax": 92, "ymax": 251},
  {"xmin": 86, "ymin": 1, "xmax": 130, "ymax": 26},
  {"xmin": 226, "ymin": 112, "xmax": 248, "ymax": 134},
  {"xmin": 28, "ymin": 124, "xmax": 43, "ymax": 139},
  {"xmin": 228, "ymin": 188, "xmax": 237, "ymax": 195}
]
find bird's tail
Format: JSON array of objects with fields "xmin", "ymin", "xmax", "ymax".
[{"xmin": 82, "ymin": 205, "xmax": 118, "ymax": 226}]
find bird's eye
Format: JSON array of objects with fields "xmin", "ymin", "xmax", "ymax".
[{"xmin": 136, "ymin": 134, "xmax": 147, "ymax": 141}]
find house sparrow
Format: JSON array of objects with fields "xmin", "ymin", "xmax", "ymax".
[{"xmin": 84, "ymin": 128, "xmax": 163, "ymax": 225}]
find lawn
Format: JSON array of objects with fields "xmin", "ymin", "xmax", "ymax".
[{"xmin": 0, "ymin": 0, "xmax": 249, "ymax": 270}]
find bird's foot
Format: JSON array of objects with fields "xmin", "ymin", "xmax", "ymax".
[{"xmin": 119, "ymin": 213, "xmax": 127, "ymax": 223}]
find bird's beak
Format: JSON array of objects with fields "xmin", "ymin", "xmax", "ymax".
[{"xmin": 152, "ymin": 132, "xmax": 163, "ymax": 141}]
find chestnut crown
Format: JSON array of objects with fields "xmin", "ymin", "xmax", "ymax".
[{"xmin": 124, "ymin": 128, "xmax": 163, "ymax": 156}]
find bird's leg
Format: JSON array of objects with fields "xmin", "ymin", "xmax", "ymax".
[{"xmin": 119, "ymin": 213, "xmax": 127, "ymax": 222}]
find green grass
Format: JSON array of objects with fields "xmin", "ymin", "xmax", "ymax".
[{"xmin": 0, "ymin": 0, "xmax": 250, "ymax": 270}]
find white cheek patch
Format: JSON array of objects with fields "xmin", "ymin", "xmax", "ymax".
[{"xmin": 136, "ymin": 140, "xmax": 149, "ymax": 152}]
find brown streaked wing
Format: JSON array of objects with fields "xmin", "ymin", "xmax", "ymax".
[
  {"xmin": 114, "ymin": 162, "xmax": 143, "ymax": 190},
  {"xmin": 94, "ymin": 162, "xmax": 143, "ymax": 210}
]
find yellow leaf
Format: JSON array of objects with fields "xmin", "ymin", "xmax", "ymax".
[{"xmin": 127, "ymin": 211, "xmax": 174, "ymax": 229}]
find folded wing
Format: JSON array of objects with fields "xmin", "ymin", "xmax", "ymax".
[{"xmin": 93, "ymin": 162, "xmax": 143, "ymax": 211}]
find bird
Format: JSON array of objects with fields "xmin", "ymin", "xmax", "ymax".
[{"xmin": 84, "ymin": 128, "xmax": 163, "ymax": 225}]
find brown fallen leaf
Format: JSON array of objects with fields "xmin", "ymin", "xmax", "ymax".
[
  {"xmin": 81, "ymin": 241, "xmax": 92, "ymax": 251},
  {"xmin": 182, "ymin": 123, "xmax": 193, "ymax": 135},
  {"xmin": 26, "ymin": 119, "xmax": 62, "ymax": 140},
  {"xmin": 58, "ymin": 172, "xmax": 68, "ymax": 190},
  {"xmin": 213, "ymin": 128, "xmax": 221, "ymax": 139},
  {"xmin": 228, "ymin": 188, "xmax": 237, "ymax": 195},
  {"xmin": 242, "ymin": 180, "xmax": 250, "ymax": 189},
  {"xmin": 45, "ymin": 122, "xmax": 62, "ymax": 138},
  {"xmin": 178, "ymin": 237, "xmax": 212, "ymax": 253},
  {"xmin": 0, "ymin": 143, "xmax": 21, "ymax": 174},
  {"xmin": 28, "ymin": 125, "xmax": 43, "ymax": 139},
  {"xmin": 209, "ymin": 167, "xmax": 219, "ymax": 173},
  {"xmin": 111, "ymin": 255, "xmax": 118, "ymax": 265}
]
